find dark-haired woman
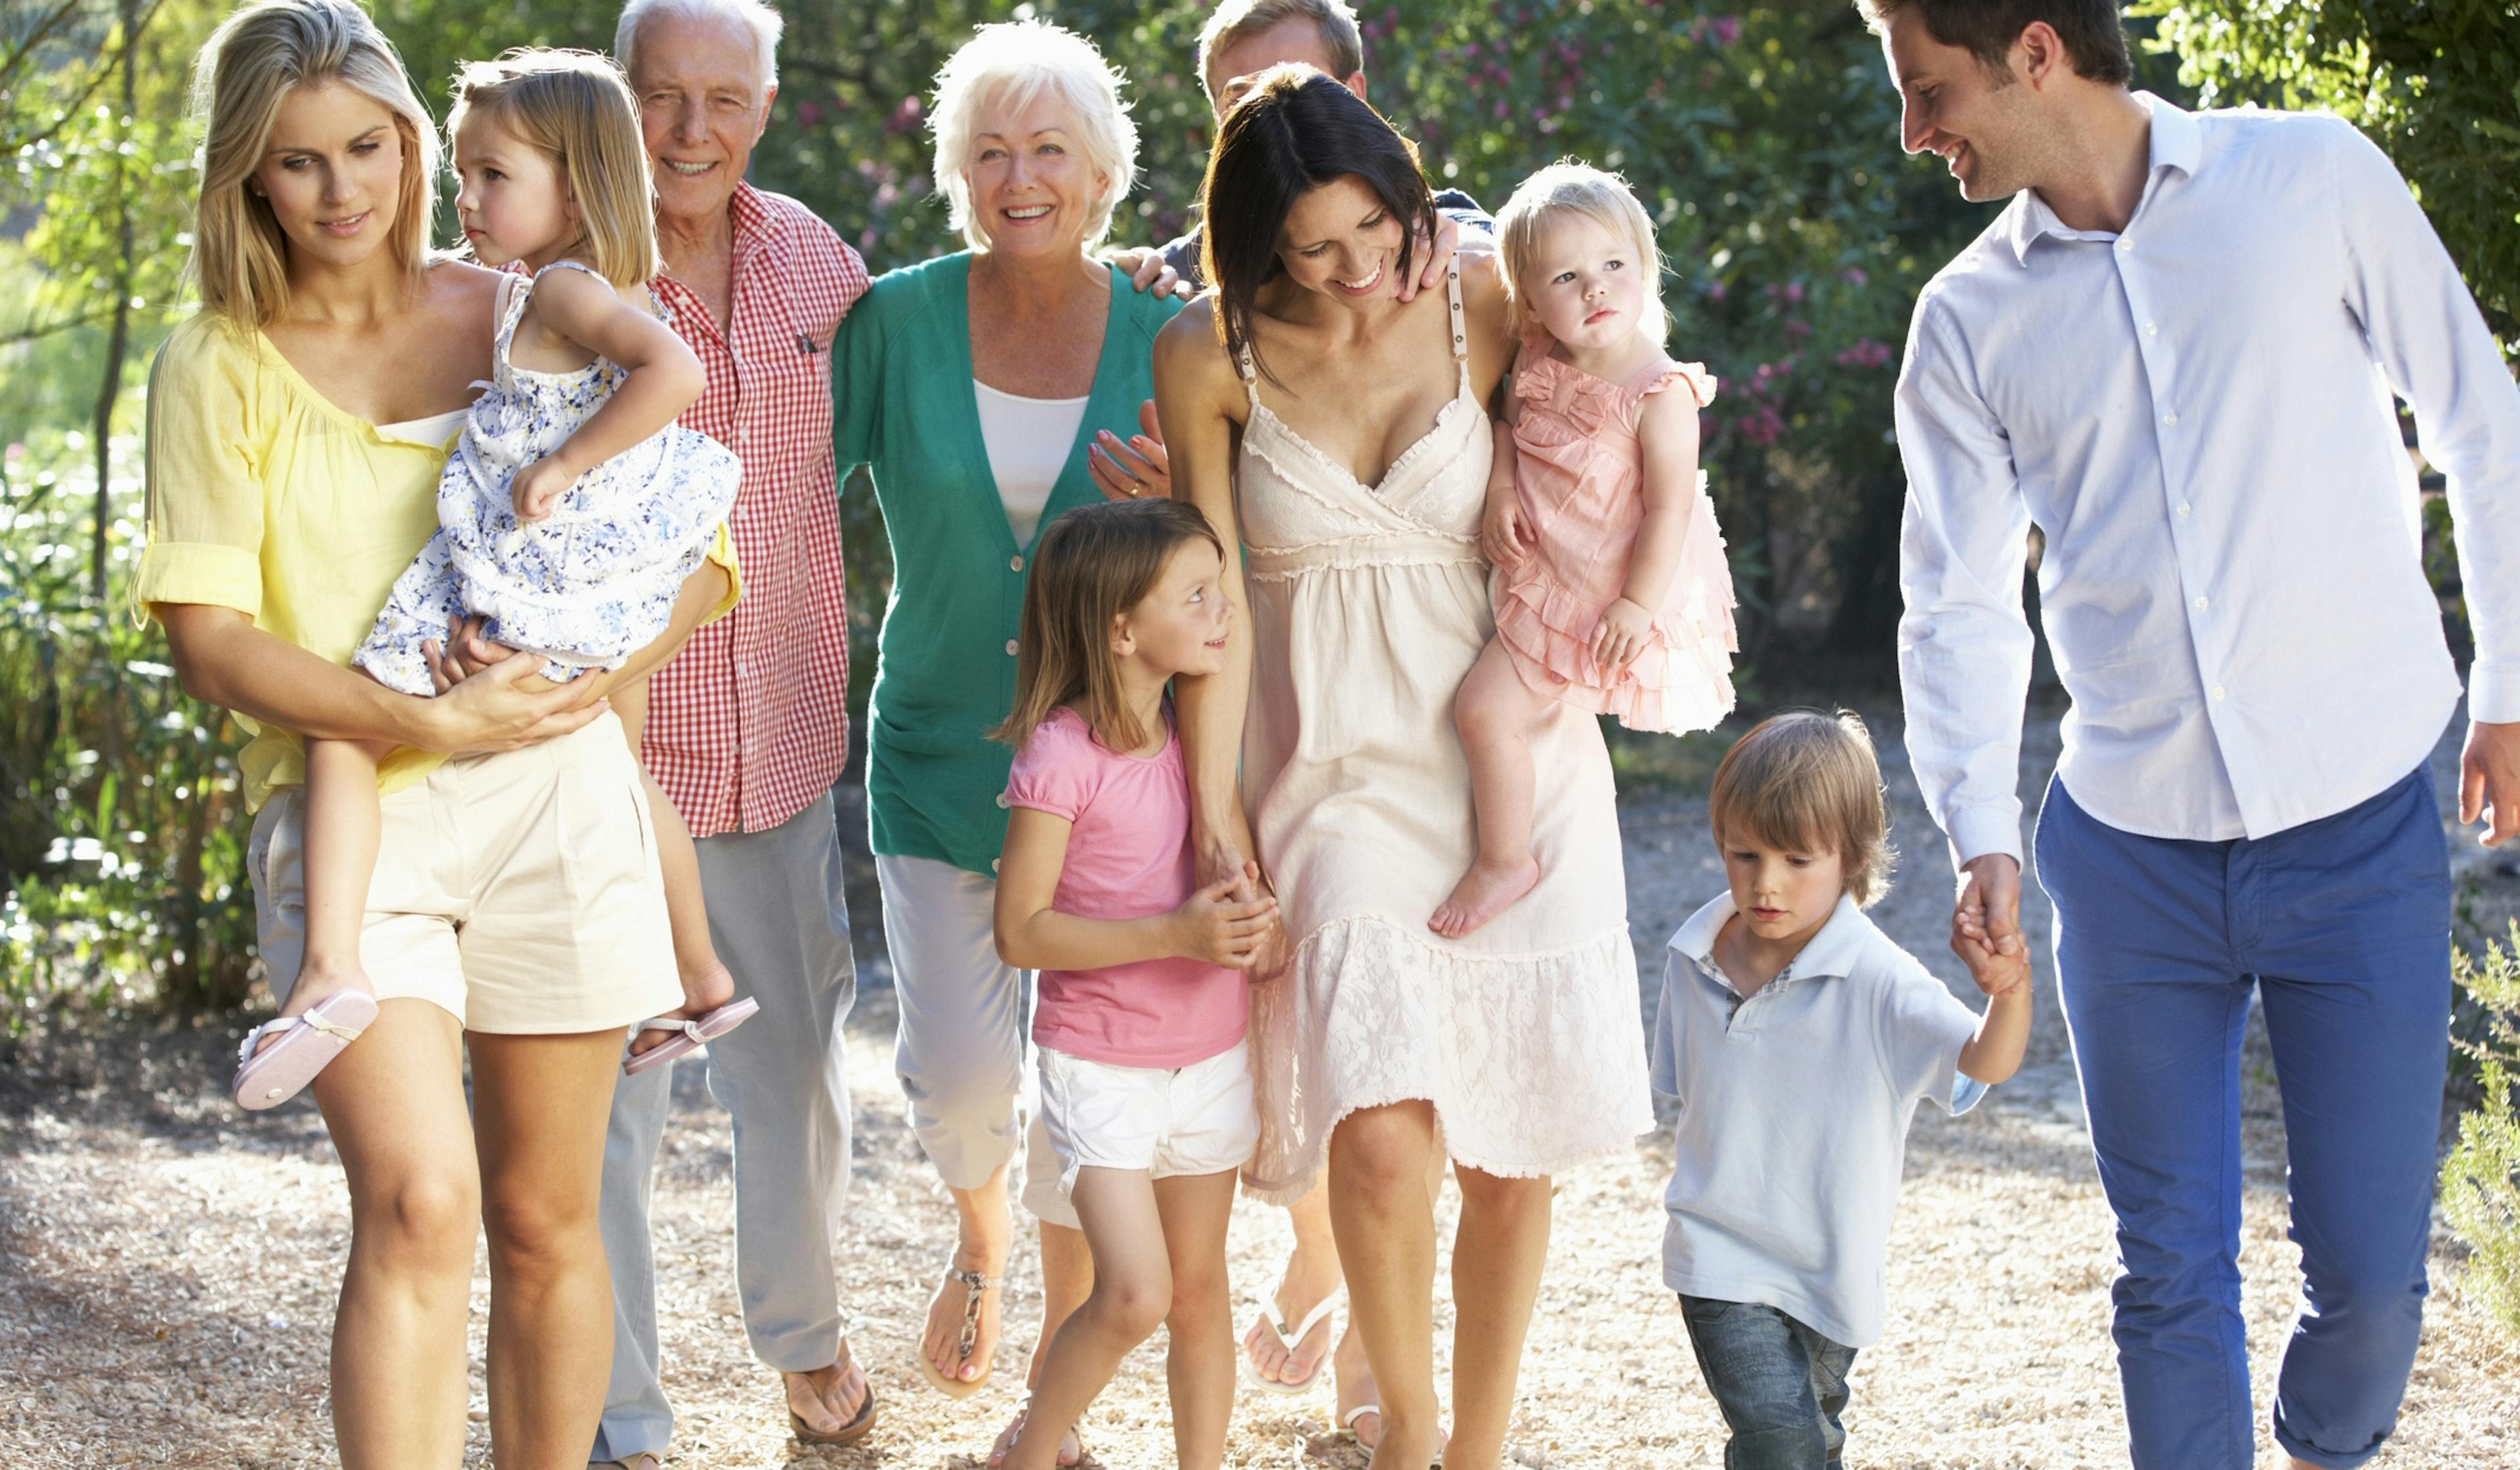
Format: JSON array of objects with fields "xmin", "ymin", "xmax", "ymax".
[{"xmin": 1153, "ymin": 66, "xmax": 1651, "ymax": 1470}]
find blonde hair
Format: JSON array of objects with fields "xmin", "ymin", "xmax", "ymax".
[
  {"xmin": 995, "ymin": 499, "xmax": 1225, "ymax": 756},
  {"xmin": 1495, "ymin": 161, "xmax": 1671, "ymax": 346},
  {"xmin": 1196, "ymin": 0, "xmax": 1364, "ymax": 100},
  {"xmin": 1708, "ymin": 711, "xmax": 1897, "ymax": 908},
  {"xmin": 448, "ymin": 49, "xmax": 662, "ymax": 288},
  {"xmin": 186, "ymin": 0, "xmax": 439, "ymax": 328},
  {"xmin": 929, "ymin": 20, "xmax": 1140, "ymax": 255}
]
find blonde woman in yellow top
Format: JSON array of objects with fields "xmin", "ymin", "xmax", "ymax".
[{"xmin": 140, "ymin": 2, "xmax": 732, "ymax": 1463}]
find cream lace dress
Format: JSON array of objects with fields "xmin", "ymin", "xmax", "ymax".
[{"xmin": 1234, "ymin": 268, "xmax": 1654, "ymax": 1202}]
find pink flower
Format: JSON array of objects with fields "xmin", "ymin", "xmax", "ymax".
[
  {"xmin": 797, "ymin": 100, "xmax": 823, "ymax": 127},
  {"xmin": 1834, "ymin": 339, "xmax": 1894, "ymax": 369},
  {"xmin": 1784, "ymin": 317, "xmax": 1813, "ymax": 339},
  {"xmin": 1783, "ymin": 282, "xmax": 1805, "ymax": 303},
  {"xmin": 1706, "ymin": 280, "xmax": 1727, "ymax": 300},
  {"xmin": 884, "ymin": 94, "xmax": 923, "ymax": 136},
  {"xmin": 1712, "ymin": 16, "xmax": 1742, "ymax": 46},
  {"xmin": 1839, "ymin": 266, "xmax": 1869, "ymax": 287}
]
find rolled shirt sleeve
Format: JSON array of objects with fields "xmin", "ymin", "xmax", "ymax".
[
  {"xmin": 135, "ymin": 322, "xmax": 268, "ymax": 621},
  {"xmin": 1894, "ymin": 291, "xmax": 2036, "ymax": 870}
]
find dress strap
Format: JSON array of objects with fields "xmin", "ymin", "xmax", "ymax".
[
  {"xmin": 1235, "ymin": 340, "xmax": 1261, "ymax": 411},
  {"xmin": 1444, "ymin": 262, "xmax": 1466, "ymax": 364},
  {"xmin": 491, "ymin": 268, "xmax": 535, "ymax": 371}
]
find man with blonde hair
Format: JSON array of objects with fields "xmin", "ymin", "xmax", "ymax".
[{"xmin": 589, "ymin": 0, "xmax": 873, "ymax": 1464}]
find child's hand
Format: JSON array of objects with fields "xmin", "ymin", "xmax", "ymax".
[
  {"xmin": 1171, "ymin": 870, "xmax": 1280, "ymax": 969},
  {"xmin": 1590, "ymin": 597, "xmax": 1655, "ymax": 672},
  {"xmin": 1481, "ymin": 492, "xmax": 1534, "ymax": 569},
  {"xmin": 1958, "ymin": 937, "xmax": 2032, "ymax": 1000},
  {"xmin": 512, "ymin": 452, "xmax": 583, "ymax": 523}
]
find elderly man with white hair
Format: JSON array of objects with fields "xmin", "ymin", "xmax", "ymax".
[
  {"xmin": 589, "ymin": 0, "xmax": 873, "ymax": 1464},
  {"xmin": 827, "ymin": 17, "xmax": 1194, "ymax": 1465}
]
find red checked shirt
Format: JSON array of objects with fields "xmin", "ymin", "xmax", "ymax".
[{"xmin": 644, "ymin": 184, "xmax": 870, "ymax": 837}]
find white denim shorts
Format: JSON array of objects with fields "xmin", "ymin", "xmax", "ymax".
[{"xmin": 1036, "ymin": 1039, "xmax": 1260, "ymax": 1198}]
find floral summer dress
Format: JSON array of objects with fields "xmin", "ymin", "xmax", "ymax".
[
  {"xmin": 1492, "ymin": 338, "xmax": 1736, "ymax": 734},
  {"xmin": 355, "ymin": 260, "xmax": 740, "ymax": 694}
]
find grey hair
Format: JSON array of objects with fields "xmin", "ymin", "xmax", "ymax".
[
  {"xmin": 929, "ymin": 19, "xmax": 1139, "ymax": 254},
  {"xmin": 615, "ymin": 0, "xmax": 783, "ymax": 88}
]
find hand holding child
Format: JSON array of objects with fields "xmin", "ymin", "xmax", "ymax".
[
  {"xmin": 1950, "ymin": 853, "xmax": 2030, "ymax": 998},
  {"xmin": 1591, "ymin": 597, "xmax": 1654, "ymax": 673},
  {"xmin": 511, "ymin": 451, "xmax": 583, "ymax": 523},
  {"xmin": 1171, "ymin": 866, "xmax": 1280, "ymax": 969}
]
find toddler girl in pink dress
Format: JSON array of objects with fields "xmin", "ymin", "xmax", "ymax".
[{"xmin": 1431, "ymin": 163, "xmax": 1739, "ymax": 938}]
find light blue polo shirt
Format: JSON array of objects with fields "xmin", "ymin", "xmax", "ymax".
[{"xmin": 1648, "ymin": 892, "xmax": 1988, "ymax": 1348}]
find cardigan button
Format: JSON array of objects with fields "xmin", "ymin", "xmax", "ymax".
[
  {"xmin": 1005, "ymin": 639, "xmax": 1019, "ymax": 656},
  {"xmin": 996, "ymin": 793, "xmax": 1010, "ymax": 809},
  {"xmin": 1009, "ymin": 555, "xmax": 1024, "ymax": 572}
]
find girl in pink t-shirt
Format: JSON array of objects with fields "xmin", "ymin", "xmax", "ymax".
[{"xmin": 990, "ymin": 498, "xmax": 1278, "ymax": 1470}]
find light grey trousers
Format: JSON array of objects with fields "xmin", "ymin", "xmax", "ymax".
[
  {"xmin": 875, "ymin": 852, "xmax": 1076, "ymax": 1230},
  {"xmin": 589, "ymin": 789, "xmax": 857, "ymax": 1464}
]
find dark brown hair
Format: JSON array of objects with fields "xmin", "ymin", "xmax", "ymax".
[
  {"xmin": 1855, "ymin": 0, "xmax": 2133, "ymax": 87},
  {"xmin": 1198, "ymin": 64, "xmax": 1437, "ymax": 387},
  {"xmin": 1708, "ymin": 710, "xmax": 1897, "ymax": 908},
  {"xmin": 994, "ymin": 499, "xmax": 1227, "ymax": 755}
]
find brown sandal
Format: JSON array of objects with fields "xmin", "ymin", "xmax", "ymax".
[{"xmin": 788, "ymin": 1343, "xmax": 879, "ymax": 1446}]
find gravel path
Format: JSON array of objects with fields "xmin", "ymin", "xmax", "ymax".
[{"xmin": 3, "ymin": 707, "xmax": 2515, "ymax": 1467}]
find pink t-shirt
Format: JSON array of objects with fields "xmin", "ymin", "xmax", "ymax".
[{"xmin": 1003, "ymin": 707, "xmax": 1248, "ymax": 1068}]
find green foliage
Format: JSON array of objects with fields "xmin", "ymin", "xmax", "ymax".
[
  {"xmin": 2132, "ymin": 0, "xmax": 2520, "ymax": 345},
  {"xmin": 0, "ymin": 422, "xmax": 258, "ymax": 1030},
  {"xmin": 2443, "ymin": 925, "xmax": 2520, "ymax": 1341}
]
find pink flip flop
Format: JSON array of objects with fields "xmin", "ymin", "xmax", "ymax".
[
  {"xmin": 232, "ymin": 990, "xmax": 380, "ymax": 1111},
  {"xmin": 623, "ymin": 996, "xmax": 760, "ymax": 1076}
]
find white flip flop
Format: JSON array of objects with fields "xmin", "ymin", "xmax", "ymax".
[
  {"xmin": 1240, "ymin": 1288, "xmax": 1343, "ymax": 1395},
  {"xmin": 622, "ymin": 996, "xmax": 760, "ymax": 1076},
  {"xmin": 232, "ymin": 989, "xmax": 379, "ymax": 1111}
]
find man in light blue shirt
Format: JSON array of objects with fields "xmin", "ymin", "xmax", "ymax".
[{"xmin": 1863, "ymin": 1, "xmax": 2520, "ymax": 1467}]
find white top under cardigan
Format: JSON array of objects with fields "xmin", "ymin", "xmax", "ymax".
[
  {"xmin": 974, "ymin": 379, "xmax": 1089, "ymax": 545},
  {"xmin": 1894, "ymin": 93, "xmax": 2520, "ymax": 868}
]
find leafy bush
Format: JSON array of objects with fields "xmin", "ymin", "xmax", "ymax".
[
  {"xmin": 2443, "ymin": 925, "xmax": 2520, "ymax": 1341},
  {"xmin": 0, "ymin": 424, "xmax": 259, "ymax": 1030}
]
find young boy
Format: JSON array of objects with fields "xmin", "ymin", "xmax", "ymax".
[{"xmin": 1651, "ymin": 711, "xmax": 2031, "ymax": 1469}]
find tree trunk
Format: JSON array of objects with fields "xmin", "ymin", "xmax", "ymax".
[{"xmin": 88, "ymin": 0, "xmax": 138, "ymax": 608}]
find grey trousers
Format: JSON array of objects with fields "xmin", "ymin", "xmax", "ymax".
[
  {"xmin": 875, "ymin": 852, "xmax": 1077, "ymax": 1230},
  {"xmin": 589, "ymin": 789, "xmax": 857, "ymax": 1464}
]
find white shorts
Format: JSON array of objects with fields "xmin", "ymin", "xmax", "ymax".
[{"xmin": 1036, "ymin": 1040, "xmax": 1260, "ymax": 1198}]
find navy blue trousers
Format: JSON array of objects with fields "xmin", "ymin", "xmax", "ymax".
[{"xmin": 2034, "ymin": 768, "xmax": 2448, "ymax": 1469}]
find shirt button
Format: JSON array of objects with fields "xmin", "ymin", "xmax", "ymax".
[
  {"xmin": 2116, "ymin": 238, "xmax": 2132, "ymax": 252},
  {"xmin": 1005, "ymin": 639, "xmax": 1019, "ymax": 656},
  {"xmin": 2212, "ymin": 685, "xmax": 2227, "ymax": 701},
  {"xmin": 995, "ymin": 793, "xmax": 1010, "ymax": 809},
  {"xmin": 2192, "ymin": 596, "xmax": 2208, "ymax": 612},
  {"xmin": 1009, "ymin": 555, "xmax": 1024, "ymax": 572},
  {"xmin": 2162, "ymin": 411, "xmax": 2179, "ymax": 427},
  {"xmin": 2177, "ymin": 501, "xmax": 2192, "ymax": 517},
  {"xmin": 2144, "ymin": 322, "xmax": 2160, "ymax": 337}
]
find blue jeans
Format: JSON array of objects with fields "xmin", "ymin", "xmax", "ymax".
[
  {"xmin": 2034, "ymin": 768, "xmax": 2448, "ymax": 1470},
  {"xmin": 1679, "ymin": 1295, "xmax": 1855, "ymax": 1470}
]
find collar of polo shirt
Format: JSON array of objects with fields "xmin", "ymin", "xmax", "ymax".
[{"xmin": 1668, "ymin": 891, "xmax": 1870, "ymax": 986}]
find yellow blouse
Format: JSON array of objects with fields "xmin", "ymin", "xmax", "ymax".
[{"xmin": 136, "ymin": 312, "xmax": 740, "ymax": 812}]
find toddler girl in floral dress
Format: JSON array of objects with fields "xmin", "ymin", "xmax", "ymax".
[
  {"xmin": 232, "ymin": 50, "xmax": 747, "ymax": 1108},
  {"xmin": 1430, "ymin": 163, "xmax": 1738, "ymax": 939}
]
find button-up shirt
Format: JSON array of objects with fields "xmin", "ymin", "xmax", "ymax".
[
  {"xmin": 1649, "ymin": 892, "xmax": 1984, "ymax": 1348},
  {"xmin": 646, "ymin": 184, "xmax": 870, "ymax": 837},
  {"xmin": 1895, "ymin": 94, "xmax": 2520, "ymax": 866}
]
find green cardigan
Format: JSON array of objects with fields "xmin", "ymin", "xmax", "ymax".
[{"xmin": 835, "ymin": 252, "xmax": 1184, "ymax": 875}]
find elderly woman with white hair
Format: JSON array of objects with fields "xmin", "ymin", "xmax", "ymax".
[{"xmin": 830, "ymin": 16, "xmax": 1190, "ymax": 1462}]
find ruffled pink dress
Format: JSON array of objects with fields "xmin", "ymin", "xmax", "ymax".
[{"xmin": 1492, "ymin": 343, "xmax": 1738, "ymax": 734}]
